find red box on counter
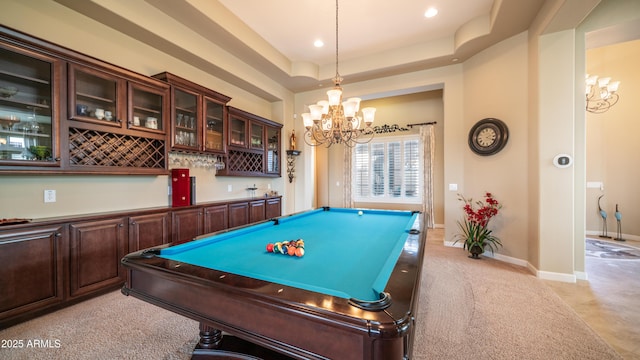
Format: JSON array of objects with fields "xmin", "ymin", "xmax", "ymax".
[{"xmin": 171, "ymin": 168, "xmax": 190, "ymax": 207}]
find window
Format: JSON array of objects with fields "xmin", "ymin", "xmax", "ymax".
[{"xmin": 353, "ymin": 135, "xmax": 422, "ymax": 204}]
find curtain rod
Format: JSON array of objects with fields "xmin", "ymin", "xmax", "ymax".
[{"xmin": 407, "ymin": 121, "xmax": 437, "ymax": 128}]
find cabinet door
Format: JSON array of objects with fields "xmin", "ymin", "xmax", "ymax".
[
  {"xmin": 266, "ymin": 126, "xmax": 280, "ymax": 174},
  {"xmin": 129, "ymin": 212, "xmax": 170, "ymax": 251},
  {"xmin": 250, "ymin": 122, "xmax": 264, "ymax": 150},
  {"xmin": 0, "ymin": 225, "xmax": 66, "ymax": 328},
  {"xmin": 204, "ymin": 204, "xmax": 228, "ymax": 234},
  {"xmin": 171, "ymin": 87, "xmax": 199, "ymax": 150},
  {"xmin": 203, "ymin": 96, "xmax": 225, "ymax": 153},
  {"xmin": 0, "ymin": 45, "xmax": 62, "ymax": 166},
  {"xmin": 128, "ymin": 81, "xmax": 168, "ymax": 134},
  {"xmin": 249, "ymin": 199, "xmax": 266, "ymax": 223},
  {"xmin": 229, "ymin": 114, "xmax": 247, "ymax": 148},
  {"xmin": 69, "ymin": 218, "xmax": 127, "ymax": 298},
  {"xmin": 266, "ymin": 198, "xmax": 282, "ymax": 219},
  {"xmin": 68, "ymin": 63, "xmax": 125, "ymax": 128},
  {"xmin": 171, "ymin": 208, "xmax": 203, "ymax": 244},
  {"xmin": 228, "ymin": 202, "xmax": 249, "ymax": 228}
]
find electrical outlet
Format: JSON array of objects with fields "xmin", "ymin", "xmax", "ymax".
[
  {"xmin": 44, "ymin": 189, "xmax": 56, "ymax": 203},
  {"xmin": 227, "ymin": 185, "xmax": 233, "ymax": 192}
]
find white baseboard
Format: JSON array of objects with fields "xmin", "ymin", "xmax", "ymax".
[
  {"xmin": 444, "ymin": 242, "xmax": 578, "ymax": 283},
  {"xmin": 537, "ymin": 270, "xmax": 577, "ymax": 283},
  {"xmin": 482, "ymin": 251, "xmax": 529, "ymax": 267},
  {"xmin": 574, "ymin": 271, "xmax": 588, "ymax": 281}
]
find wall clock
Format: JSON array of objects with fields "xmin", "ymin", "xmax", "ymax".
[{"xmin": 468, "ymin": 118, "xmax": 509, "ymax": 156}]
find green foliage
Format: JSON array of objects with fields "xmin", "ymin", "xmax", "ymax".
[
  {"xmin": 454, "ymin": 218, "xmax": 502, "ymax": 254},
  {"xmin": 453, "ymin": 192, "xmax": 503, "ymax": 256}
]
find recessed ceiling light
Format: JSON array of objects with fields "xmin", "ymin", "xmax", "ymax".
[
  {"xmin": 314, "ymin": 40, "xmax": 324, "ymax": 48},
  {"xmin": 424, "ymin": 7, "xmax": 438, "ymax": 18}
]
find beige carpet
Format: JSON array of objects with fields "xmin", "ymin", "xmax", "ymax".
[
  {"xmin": 414, "ymin": 238, "xmax": 621, "ymax": 359},
  {"xmin": 0, "ymin": 291, "xmax": 198, "ymax": 360},
  {"xmin": 0, "ymin": 232, "xmax": 621, "ymax": 359}
]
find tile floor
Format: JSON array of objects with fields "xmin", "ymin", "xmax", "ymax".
[{"xmin": 544, "ymin": 236, "xmax": 640, "ymax": 359}]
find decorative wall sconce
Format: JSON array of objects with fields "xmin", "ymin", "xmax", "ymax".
[
  {"xmin": 586, "ymin": 74, "xmax": 620, "ymax": 113},
  {"xmin": 286, "ymin": 150, "xmax": 300, "ymax": 183}
]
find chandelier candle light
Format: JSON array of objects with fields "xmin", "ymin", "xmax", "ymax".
[
  {"xmin": 302, "ymin": 0, "xmax": 376, "ymax": 147},
  {"xmin": 585, "ymin": 74, "xmax": 620, "ymax": 113}
]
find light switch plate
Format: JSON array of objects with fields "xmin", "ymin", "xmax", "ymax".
[{"xmin": 44, "ymin": 189, "xmax": 56, "ymax": 203}]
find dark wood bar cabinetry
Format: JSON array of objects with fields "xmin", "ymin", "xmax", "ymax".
[
  {"xmin": 0, "ymin": 25, "xmax": 171, "ymax": 175},
  {"xmin": 1, "ymin": 27, "xmax": 284, "ymax": 177},
  {"xmin": 249, "ymin": 199, "xmax": 267, "ymax": 223},
  {"xmin": 228, "ymin": 201, "xmax": 250, "ymax": 228},
  {"xmin": 0, "ymin": 224, "xmax": 66, "ymax": 328},
  {"xmin": 0, "ymin": 196, "xmax": 280, "ymax": 329},
  {"xmin": 152, "ymin": 72, "xmax": 231, "ymax": 154},
  {"xmin": 171, "ymin": 207, "xmax": 204, "ymax": 245},
  {"xmin": 68, "ymin": 217, "xmax": 128, "ymax": 299},
  {"xmin": 128, "ymin": 212, "xmax": 170, "ymax": 251},
  {"xmin": 203, "ymin": 204, "xmax": 229, "ymax": 234},
  {"xmin": 219, "ymin": 106, "xmax": 283, "ymax": 177}
]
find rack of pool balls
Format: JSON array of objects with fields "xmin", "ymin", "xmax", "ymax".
[{"xmin": 266, "ymin": 239, "xmax": 305, "ymax": 257}]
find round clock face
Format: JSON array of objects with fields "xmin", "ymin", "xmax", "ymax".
[{"xmin": 468, "ymin": 118, "xmax": 509, "ymax": 156}]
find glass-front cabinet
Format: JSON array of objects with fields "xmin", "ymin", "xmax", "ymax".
[
  {"xmin": 129, "ymin": 83, "xmax": 166, "ymax": 133},
  {"xmin": 152, "ymin": 72, "xmax": 230, "ymax": 154},
  {"xmin": 204, "ymin": 97, "xmax": 224, "ymax": 152},
  {"xmin": 228, "ymin": 108, "xmax": 265, "ymax": 151},
  {"xmin": 173, "ymin": 88, "xmax": 198, "ymax": 149},
  {"xmin": 69, "ymin": 64, "xmax": 167, "ymax": 134},
  {"xmin": 250, "ymin": 122, "xmax": 264, "ymax": 150},
  {"xmin": 266, "ymin": 126, "xmax": 280, "ymax": 174},
  {"xmin": 0, "ymin": 45, "xmax": 61, "ymax": 166},
  {"xmin": 69, "ymin": 64, "xmax": 123, "ymax": 128},
  {"xmin": 221, "ymin": 107, "xmax": 282, "ymax": 177},
  {"xmin": 229, "ymin": 114, "xmax": 246, "ymax": 148}
]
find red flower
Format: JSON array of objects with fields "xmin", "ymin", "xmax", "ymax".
[{"xmin": 454, "ymin": 192, "xmax": 503, "ymax": 255}]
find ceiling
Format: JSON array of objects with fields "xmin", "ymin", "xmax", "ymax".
[{"xmin": 54, "ymin": 0, "xmax": 549, "ymax": 98}]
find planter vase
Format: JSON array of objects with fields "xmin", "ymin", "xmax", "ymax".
[{"xmin": 469, "ymin": 244, "xmax": 484, "ymax": 259}]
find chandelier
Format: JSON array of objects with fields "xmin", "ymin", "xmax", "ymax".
[
  {"xmin": 585, "ymin": 74, "xmax": 620, "ymax": 114},
  {"xmin": 302, "ymin": 0, "xmax": 376, "ymax": 147}
]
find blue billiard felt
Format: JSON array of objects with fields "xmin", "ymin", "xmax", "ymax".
[{"xmin": 159, "ymin": 208, "xmax": 417, "ymax": 301}]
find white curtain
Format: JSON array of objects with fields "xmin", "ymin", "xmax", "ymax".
[
  {"xmin": 420, "ymin": 125, "xmax": 435, "ymax": 228},
  {"xmin": 343, "ymin": 145, "xmax": 354, "ymax": 207}
]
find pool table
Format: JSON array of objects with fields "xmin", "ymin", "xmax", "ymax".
[{"xmin": 121, "ymin": 207, "xmax": 426, "ymax": 359}]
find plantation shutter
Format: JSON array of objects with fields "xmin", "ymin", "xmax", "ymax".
[{"xmin": 404, "ymin": 139, "xmax": 420, "ymax": 199}]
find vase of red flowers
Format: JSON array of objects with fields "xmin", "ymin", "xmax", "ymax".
[{"xmin": 454, "ymin": 192, "xmax": 503, "ymax": 259}]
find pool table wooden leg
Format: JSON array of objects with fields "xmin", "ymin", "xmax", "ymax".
[{"xmin": 198, "ymin": 323, "xmax": 223, "ymax": 349}]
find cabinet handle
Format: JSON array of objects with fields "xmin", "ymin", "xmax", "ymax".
[
  {"xmin": 55, "ymin": 157, "xmax": 61, "ymax": 161},
  {"xmin": 119, "ymin": 223, "xmax": 124, "ymax": 227},
  {"xmin": 131, "ymin": 221, "xmax": 137, "ymax": 225},
  {"xmin": 55, "ymin": 233, "xmax": 62, "ymax": 237}
]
